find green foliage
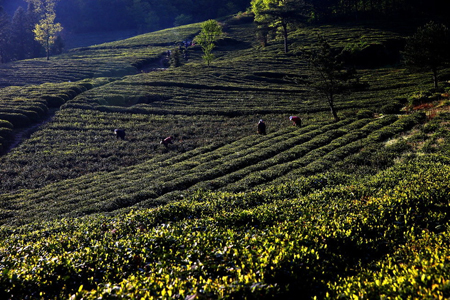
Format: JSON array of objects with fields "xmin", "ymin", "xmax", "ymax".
[
  {"xmin": 356, "ymin": 109, "xmax": 374, "ymax": 119},
  {"xmin": 343, "ymin": 36, "xmax": 369, "ymax": 54},
  {"xmin": 0, "ymin": 112, "xmax": 30, "ymax": 127},
  {"xmin": 0, "ymin": 119, "xmax": 13, "ymax": 128},
  {"xmin": 0, "ymin": 114, "xmax": 426, "ymax": 226},
  {"xmin": 308, "ymin": 36, "xmax": 360, "ymax": 121},
  {"xmin": 251, "ymin": 0, "xmax": 310, "ymax": 52},
  {"xmin": 380, "ymin": 101, "xmax": 403, "ymax": 114},
  {"xmin": 169, "ymin": 49, "xmax": 182, "ymax": 68},
  {"xmin": 0, "ymin": 155, "xmax": 449, "ymax": 299},
  {"xmin": 0, "ymin": 13, "xmax": 449, "ymax": 300},
  {"xmin": 30, "ymin": 0, "xmax": 63, "ymax": 60},
  {"xmin": 194, "ymin": 19, "xmax": 224, "ymax": 66},
  {"xmin": 403, "ymin": 21, "xmax": 450, "ymax": 89}
]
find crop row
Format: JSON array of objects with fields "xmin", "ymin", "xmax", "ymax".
[
  {"xmin": 0, "ymin": 80, "xmax": 111, "ymax": 152},
  {"xmin": 270, "ymin": 112, "xmax": 426, "ymax": 184},
  {"xmin": 0, "ymin": 22, "xmax": 203, "ymax": 152},
  {"xmin": 189, "ymin": 114, "xmax": 419, "ymax": 193},
  {"xmin": 0, "ymin": 107, "xmax": 290, "ymax": 193},
  {"xmin": 63, "ymin": 64, "xmax": 309, "ymax": 116},
  {"xmin": 0, "ymin": 23, "xmax": 202, "ymax": 89},
  {"xmin": 0, "ymin": 114, "xmax": 424, "ymax": 226},
  {"xmin": 0, "ymin": 18, "xmax": 429, "ymax": 157},
  {"xmin": 60, "ymin": 55, "xmax": 426, "ymax": 121},
  {"xmin": 0, "ymin": 122, "xmax": 318, "ymax": 224},
  {"xmin": 0, "ymin": 154, "xmax": 448, "ymax": 299}
]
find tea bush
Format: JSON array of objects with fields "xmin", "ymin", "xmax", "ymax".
[
  {"xmin": 0, "ymin": 112, "xmax": 30, "ymax": 127},
  {"xmin": 0, "ymin": 155, "xmax": 449, "ymax": 299},
  {"xmin": 379, "ymin": 101, "xmax": 404, "ymax": 114},
  {"xmin": 356, "ymin": 109, "xmax": 374, "ymax": 119},
  {"xmin": 0, "ymin": 114, "xmax": 424, "ymax": 226}
]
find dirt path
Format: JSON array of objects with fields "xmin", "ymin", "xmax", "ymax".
[
  {"xmin": 1, "ymin": 55, "xmax": 170, "ymax": 156},
  {"xmin": 4, "ymin": 109, "xmax": 57, "ymax": 154}
]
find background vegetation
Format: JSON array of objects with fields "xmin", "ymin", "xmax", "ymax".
[
  {"xmin": 0, "ymin": 6, "xmax": 449, "ymax": 299},
  {"xmin": 1, "ymin": 0, "xmax": 450, "ymax": 60}
]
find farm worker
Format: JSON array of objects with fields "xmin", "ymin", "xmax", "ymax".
[
  {"xmin": 160, "ymin": 136, "xmax": 173, "ymax": 147},
  {"xmin": 114, "ymin": 129, "xmax": 126, "ymax": 140},
  {"xmin": 289, "ymin": 116, "xmax": 302, "ymax": 127},
  {"xmin": 257, "ymin": 119, "xmax": 266, "ymax": 135}
]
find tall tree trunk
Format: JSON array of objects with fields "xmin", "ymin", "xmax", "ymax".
[
  {"xmin": 432, "ymin": 68, "xmax": 438, "ymax": 89},
  {"xmin": 46, "ymin": 37, "xmax": 50, "ymax": 60},
  {"xmin": 282, "ymin": 22, "xmax": 288, "ymax": 53},
  {"xmin": 328, "ymin": 95, "xmax": 340, "ymax": 121},
  {"xmin": 330, "ymin": 105, "xmax": 340, "ymax": 121}
]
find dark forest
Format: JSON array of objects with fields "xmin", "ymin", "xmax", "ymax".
[{"xmin": 0, "ymin": 0, "xmax": 449, "ymax": 63}]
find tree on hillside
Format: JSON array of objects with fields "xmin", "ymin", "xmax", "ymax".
[
  {"xmin": 194, "ymin": 19, "xmax": 223, "ymax": 66},
  {"xmin": 10, "ymin": 5, "xmax": 40, "ymax": 60},
  {"xmin": 174, "ymin": 14, "xmax": 193, "ymax": 27},
  {"xmin": 27, "ymin": 0, "xmax": 62, "ymax": 60},
  {"xmin": 10, "ymin": 6, "xmax": 28, "ymax": 60},
  {"xmin": 306, "ymin": 0, "xmax": 338, "ymax": 22},
  {"xmin": 0, "ymin": 6, "xmax": 10, "ymax": 63},
  {"xmin": 307, "ymin": 37, "xmax": 359, "ymax": 122},
  {"xmin": 251, "ymin": 0, "xmax": 310, "ymax": 53},
  {"xmin": 127, "ymin": 0, "xmax": 163, "ymax": 33},
  {"xmin": 403, "ymin": 21, "xmax": 450, "ymax": 90}
]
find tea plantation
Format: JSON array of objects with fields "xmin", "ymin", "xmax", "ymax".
[{"xmin": 0, "ymin": 15, "xmax": 449, "ymax": 299}]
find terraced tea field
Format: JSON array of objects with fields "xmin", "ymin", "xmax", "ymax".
[
  {"xmin": 0, "ymin": 113, "xmax": 424, "ymax": 226},
  {"xmin": 0, "ymin": 23, "xmax": 203, "ymax": 88},
  {"xmin": 0, "ymin": 14, "xmax": 449, "ymax": 299}
]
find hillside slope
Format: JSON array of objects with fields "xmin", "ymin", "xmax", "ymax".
[
  {"xmin": 0, "ymin": 113, "xmax": 425, "ymax": 226},
  {"xmin": 0, "ymin": 15, "xmax": 449, "ymax": 299},
  {"xmin": 0, "ymin": 17, "xmax": 429, "ymax": 192}
]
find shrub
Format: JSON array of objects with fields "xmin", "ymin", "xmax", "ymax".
[
  {"xmin": 26, "ymin": 104, "xmax": 48, "ymax": 117},
  {"xmin": 356, "ymin": 109, "xmax": 374, "ymax": 119},
  {"xmin": 0, "ymin": 112, "xmax": 30, "ymax": 127},
  {"xmin": 423, "ymin": 122, "xmax": 440, "ymax": 134},
  {"xmin": 104, "ymin": 95, "xmax": 127, "ymax": 106},
  {"xmin": 407, "ymin": 91, "xmax": 432, "ymax": 106},
  {"xmin": 0, "ymin": 127, "xmax": 12, "ymax": 138},
  {"xmin": 41, "ymin": 95, "xmax": 66, "ymax": 107},
  {"xmin": 0, "ymin": 120, "xmax": 13, "ymax": 128},
  {"xmin": 21, "ymin": 110, "xmax": 41, "ymax": 122},
  {"xmin": 380, "ymin": 102, "xmax": 403, "ymax": 114}
]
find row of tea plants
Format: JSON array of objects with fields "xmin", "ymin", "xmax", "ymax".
[
  {"xmin": 0, "ymin": 151, "xmax": 448, "ymax": 299},
  {"xmin": 0, "ymin": 113, "xmax": 424, "ymax": 226}
]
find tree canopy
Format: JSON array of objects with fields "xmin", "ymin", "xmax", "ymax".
[
  {"xmin": 1, "ymin": 0, "xmax": 450, "ymax": 63},
  {"xmin": 307, "ymin": 37, "xmax": 359, "ymax": 122},
  {"xmin": 251, "ymin": 0, "xmax": 310, "ymax": 53},
  {"xmin": 194, "ymin": 19, "xmax": 224, "ymax": 66},
  {"xmin": 28, "ymin": 0, "xmax": 62, "ymax": 60},
  {"xmin": 403, "ymin": 21, "xmax": 450, "ymax": 90}
]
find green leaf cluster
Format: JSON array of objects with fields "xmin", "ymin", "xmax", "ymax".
[
  {"xmin": 194, "ymin": 20, "xmax": 224, "ymax": 66},
  {"xmin": 0, "ymin": 154, "xmax": 449, "ymax": 299}
]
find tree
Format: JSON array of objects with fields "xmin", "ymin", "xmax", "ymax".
[
  {"xmin": 174, "ymin": 14, "xmax": 193, "ymax": 27},
  {"xmin": 403, "ymin": 21, "xmax": 450, "ymax": 90},
  {"xmin": 10, "ymin": 6, "xmax": 28, "ymax": 60},
  {"xmin": 194, "ymin": 19, "xmax": 223, "ymax": 66},
  {"xmin": 0, "ymin": 6, "xmax": 10, "ymax": 63},
  {"xmin": 10, "ymin": 5, "xmax": 40, "ymax": 61},
  {"xmin": 27, "ymin": 0, "xmax": 63, "ymax": 60},
  {"xmin": 307, "ymin": 37, "xmax": 359, "ymax": 122},
  {"xmin": 127, "ymin": 0, "xmax": 161, "ymax": 33},
  {"xmin": 251, "ymin": 0, "xmax": 310, "ymax": 53}
]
